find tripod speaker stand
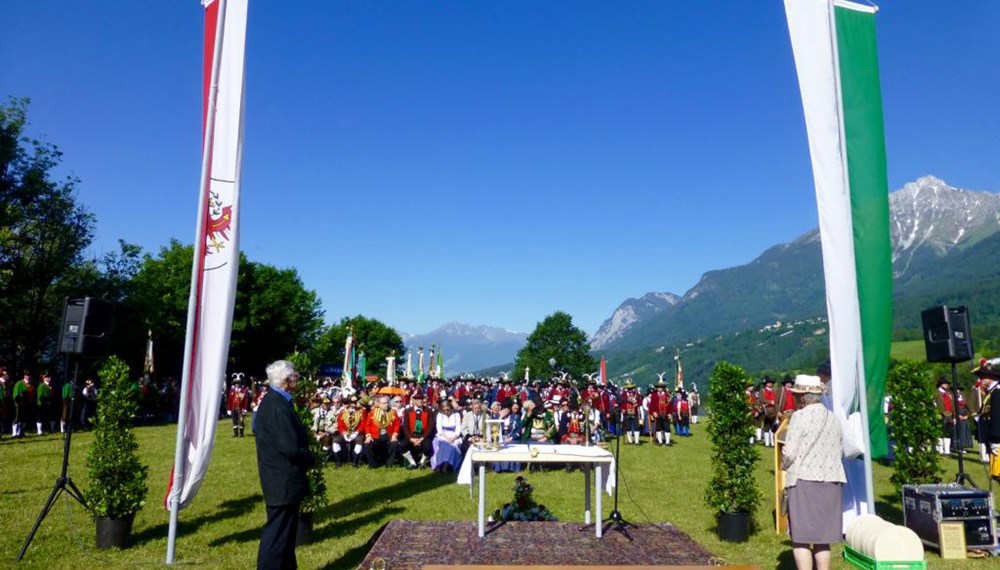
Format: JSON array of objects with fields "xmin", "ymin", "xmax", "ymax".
[
  {"xmin": 947, "ymin": 362, "xmax": 976, "ymax": 488},
  {"xmin": 18, "ymin": 356, "xmax": 87, "ymax": 561},
  {"xmin": 920, "ymin": 305, "xmax": 976, "ymax": 488}
]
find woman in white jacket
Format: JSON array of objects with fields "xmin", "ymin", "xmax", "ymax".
[{"xmin": 781, "ymin": 375, "xmax": 846, "ymax": 570}]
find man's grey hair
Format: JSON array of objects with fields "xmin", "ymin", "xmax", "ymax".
[
  {"xmin": 266, "ymin": 360, "xmax": 297, "ymax": 388},
  {"xmin": 800, "ymin": 392, "xmax": 823, "ymax": 406}
]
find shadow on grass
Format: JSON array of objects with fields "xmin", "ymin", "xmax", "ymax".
[
  {"xmin": 876, "ymin": 491, "xmax": 903, "ymax": 524},
  {"xmin": 130, "ymin": 492, "xmax": 264, "ymax": 547},
  {"xmin": 319, "ymin": 522, "xmax": 388, "ymax": 570},
  {"xmin": 312, "ymin": 506, "xmax": 404, "ymax": 542},
  {"xmin": 205, "ymin": 504, "xmax": 404, "ymax": 548},
  {"xmin": 775, "ymin": 541, "xmax": 795, "ymax": 570},
  {"xmin": 322, "ymin": 470, "xmax": 451, "ymax": 520}
]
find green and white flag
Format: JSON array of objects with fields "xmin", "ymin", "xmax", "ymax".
[{"xmin": 785, "ymin": 0, "xmax": 893, "ymax": 522}]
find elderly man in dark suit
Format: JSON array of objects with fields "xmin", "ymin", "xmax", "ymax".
[{"xmin": 255, "ymin": 360, "xmax": 316, "ymax": 570}]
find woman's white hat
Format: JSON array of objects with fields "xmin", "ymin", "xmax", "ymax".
[{"xmin": 789, "ymin": 374, "xmax": 826, "ymax": 394}]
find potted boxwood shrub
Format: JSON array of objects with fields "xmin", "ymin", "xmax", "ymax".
[
  {"xmin": 704, "ymin": 361, "xmax": 762, "ymax": 542},
  {"xmin": 288, "ymin": 355, "xmax": 328, "ymax": 545},
  {"xmin": 84, "ymin": 356, "xmax": 149, "ymax": 549}
]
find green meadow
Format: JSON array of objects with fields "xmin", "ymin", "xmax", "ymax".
[{"xmin": 2, "ymin": 420, "xmax": 997, "ymax": 569}]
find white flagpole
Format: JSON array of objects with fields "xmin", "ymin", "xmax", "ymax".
[{"xmin": 166, "ymin": 0, "xmax": 228, "ymax": 563}]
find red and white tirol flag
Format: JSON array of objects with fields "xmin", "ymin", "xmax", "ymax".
[{"xmin": 166, "ymin": 0, "xmax": 248, "ymax": 513}]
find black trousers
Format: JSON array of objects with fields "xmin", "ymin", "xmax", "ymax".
[
  {"xmin": 365, "ymin": 437, "xmax": 399, "ymax": 467},
  {"xmin": 258, "ymin": 503, "xmax": 300, "ymax": 570},
  {"xmin": 622, "ymin": 414, "xmax": 640, "ymax": 432},
  {"xmin": 402, "ymin": 436, "xmax": 433, "ymax": 461},
  {"xmin": 653, "ymin": 415, "xmax": 671, "ymax": 432}
]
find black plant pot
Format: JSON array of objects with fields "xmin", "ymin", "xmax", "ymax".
[
  {"xmin": 295, "ymin": 512, "xmax": 314, "ymax": 546},
  {"xmin": 717, "ymin": 511, "xmax": 750, "ymax": 543},
  {"xmin": 96, "ymin": 514, "xmax": 135, "ymax": 549}
]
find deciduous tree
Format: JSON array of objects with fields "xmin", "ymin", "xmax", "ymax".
[
  {"xmin": 0, "ymin": 98, "xmax": 96, "ymax": 372},
  {"xmin": 514, "ymin": 311, "xmax": 597, "ymax": 385}
]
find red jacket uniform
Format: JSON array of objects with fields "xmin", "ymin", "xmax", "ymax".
[
  {"xmin": 619, "ymin": 389, "xmax": 641, "ymax": 416},
  {"xmin": 648, "ymin": 390, "xmax": 672, "ymax": 417},
  {"xmin": 364, "ymin": 408, "xmax": 400, "ymax": 439},
  {"xmin": 227, "ymin": 384, "xmax": 251, "ymax": 414},
  {"xmin": 337, "ymin": 407, "xmax": 367, "ymax": 435}
]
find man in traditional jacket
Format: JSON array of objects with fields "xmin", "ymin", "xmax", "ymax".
[
  {"xmin": 37, "ymin": 372, "xmax": 55, "ymax": 435},
  {"xmin": 673, "ymin": 387, "xmax": 691, "ymax": 437},
  {"xmin": 648, "ymin": 380, "xmax": 672, "ymax": 446},
  {"xmin": 311, "ymin": 397, "xmax": 336, "ymax": 452},
  {"xmin": 496, "ymin": 378, "xmax": 517, "ymax": 407},
  {"xmin": 520, "ymin": 399, "xmax": 555, "ymax": 443},
  {"xmin": 227, "ymin": 375, "xmax": 252, "ymax": 437},
  {"xmin": 363, "ymin": 395, "xmax": 401, "ymax": 468},
  {"xmin": 400, "ymin": 391, "xmax": 436, "ymax": 468},
  {"xmin": 333, "ymin": 395, "xmax": 366, "ymax": 467},
  {"xmin": 777, "ymin": 375, "xmax": 797, "ymax": 419},
  {"xmin": 12, "ymin": 372, "xmax": 35, "ymax": 438},
  {"xmin": 619, "ymin": 380, "xmax": 642, "ymax": 445},
  {"xmin": 61, "ymin": 376, "xmax": 75, "ymax": 433},
  {"xmin": 972, "ymin": 358, "xmax": 1000, "ymax": 468},
  {"xmin": 688, "ymin": 382, "xmax": 701, "ymax": 424},
  {"xmin": 934, "ymin": 376, "xmax": 956, "ymax": 455},
  {"xmin": 759, "ymin": 376, "xmax": 778, "ymax": 447}
]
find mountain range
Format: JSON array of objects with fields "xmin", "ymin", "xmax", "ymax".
[
  {"xmin": 403, "ymin": 322, "xmax": 528, "ymax": 374},
  {"xmin": 591, "ymin": 176, "xmax": 1000, "ymax": 354},
  {"xmin": 417, "ymin": 176, "xmax": 1000, "ymax": 379}
]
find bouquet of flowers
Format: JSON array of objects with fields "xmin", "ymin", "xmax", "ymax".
[{"xmin": 490, "ymin": 476, "xmax": 558, "ymax": 522}]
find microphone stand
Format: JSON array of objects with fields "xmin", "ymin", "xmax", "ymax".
[{"xmin": 581, "ymin": 415, "xmax": 636, "ymax": 540}]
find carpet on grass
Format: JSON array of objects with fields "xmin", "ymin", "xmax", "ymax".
[{"xmin": 358, "ymin": 520, "xmax": 716, "ymax": 569}]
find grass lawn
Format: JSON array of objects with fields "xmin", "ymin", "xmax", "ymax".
[
  {"xmin": 2, "ymin": 419, "xmax": 998, "ymax": 569},
  {"xmin": 891, "ymin": 340, "xmax": 931, "ymax": 362}
]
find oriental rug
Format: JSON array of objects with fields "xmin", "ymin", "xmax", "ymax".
[{"xmin": 357, "ymin": 520, "xmax": 716, "ymax": 569}]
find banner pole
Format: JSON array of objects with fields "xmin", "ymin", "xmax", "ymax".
[{"xmin": 166, "ymin": 0, "xmax": 228, "ymax": 563}]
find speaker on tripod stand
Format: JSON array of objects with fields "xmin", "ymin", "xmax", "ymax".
[
  {"xmin": 18, "ymin": 297, "xmax": 114, "ymax": 561},
  {"xmin": 920, "ymin": 305, "xmax": 976, "ymax": 488}
]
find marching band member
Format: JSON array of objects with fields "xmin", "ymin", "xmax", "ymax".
[
  {"xmin": 760, "ymin": 377, "xmax": 778, "ymax": 447},
  {"xmin": 334, "ymin": 396, "xmax": 366, "ymax": 467},
  {"xmin": 619, "ymin": 380, "xmax": 642, "ymax": 445},
  {"xmin": 673, "ymin": 387, "xmax": 691, "ymax": 437},
  {"xmin": 688, "ymin": 382, "xmax": 700, "ymax": 424},
  {"xmin": 649, "ymin": 380, "xmax": 672, "ymax": 446},
  {"xmin": 227, "ymin": 374, "xmax": 251, "ymax": 438},
  {"xmin": 934, "ymin": 376, "xmax": 956, "ymax": 455}
]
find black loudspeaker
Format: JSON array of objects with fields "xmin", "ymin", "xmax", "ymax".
[
  {"xmin": 58, "ymin": 297, "xmax": 114, "ymax": 355},
  {"xmin": 921, "ymin": 305, "xmax": 973, "ymax": 364}
]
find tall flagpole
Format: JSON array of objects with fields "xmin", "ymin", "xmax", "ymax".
[{"xmin": 166, "ymin": 0, "xmax": 228, "ymax": 563}]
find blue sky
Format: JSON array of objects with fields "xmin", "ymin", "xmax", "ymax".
[{"xmin": 2, "ymin": 1, "xmax": 998, "ymax": 337}]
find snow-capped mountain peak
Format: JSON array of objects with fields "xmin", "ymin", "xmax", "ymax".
[{"xmin": 890, "ymin": 176, "xmax": 1000, "ymax": 276}]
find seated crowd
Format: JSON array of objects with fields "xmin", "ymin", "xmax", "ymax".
[{"xmin": 282, "ymin": 375, "xmax": 699, "ymax": 471}]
